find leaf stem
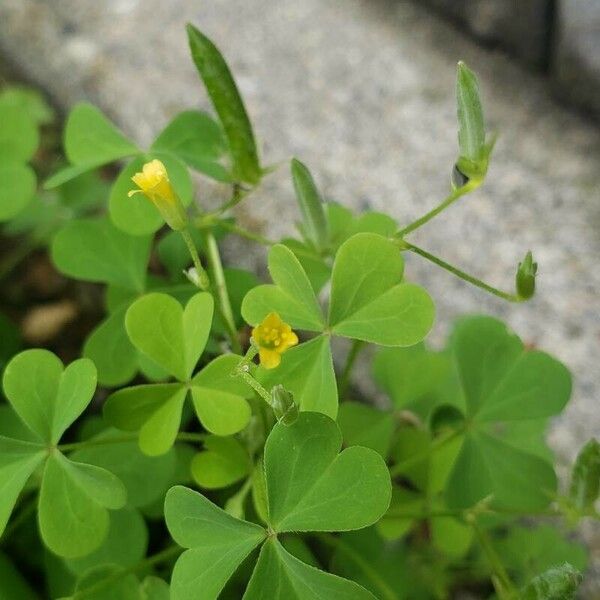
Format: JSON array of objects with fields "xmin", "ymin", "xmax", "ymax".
[
  {"xmin": 402, "ymin": 241, "xmax": 523, "ymax": 303},
  {"xmin": 338, "ymin": 340, "xmax": 365, "ymax": 398},
  {"xmin": 204, "ymin": 231, "xmax": 242, "ymax": 353},
  {"xmin": 314, "ymin": 533, "xmax": 399, "ymax": 600},
  {"xmin": 396, "ymin": 182, "xmax": 477, "ymax": 237},
  {"xmin": 216, "ymin": 219, "xmax": 275, "ymax": 246},
  {"xmin": 180, "ymin": 227, "xmax": 210, "ymax": 289}
]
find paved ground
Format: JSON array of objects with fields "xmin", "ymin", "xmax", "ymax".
[{"xmin": 1, "ymin": 0, "xmax": 599, "ymax": 585}]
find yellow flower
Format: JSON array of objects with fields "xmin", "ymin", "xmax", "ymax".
[
  {"xmin": 128, "ymin": 159, "xmax": 187, "ymax": 230},
  {"xmin": 252, "ymin": 312, "xmax": 298, "ymax": 369}
]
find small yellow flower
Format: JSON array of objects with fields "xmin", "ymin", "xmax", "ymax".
[
  {"xmin": 252, "ymin": 312, "xmax": 299, "ymax": 369},
  {"xmin": 128, "ymin": 159, "xmax": 187, "ymax": 231}
]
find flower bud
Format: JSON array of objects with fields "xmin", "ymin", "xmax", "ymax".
[
  {"xmin": 128, "ymin": 159, "xmax": 187, "ymax": 231},
  {"xmin": 516, "ymin": 251, "xmax": 537, "ymax": 300},
  {"xmin": 270, "ymin": 384, "xmax": 298, "ymax": 425}
]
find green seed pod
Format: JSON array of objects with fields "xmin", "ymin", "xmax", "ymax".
[
  {"xmin": 520, "ymin": 563, "xmax": 583, "ymax": 600},
  {"xmin": 270, "ymin": 384, "xmax": 298, "ymax": 425},
  {"xmin": 569, "ymin": 438, "xmax": 600, "ymax": 515},
  {"xmin": 516, "ymin": 251, "xmax": 538, "ymax": 300}
]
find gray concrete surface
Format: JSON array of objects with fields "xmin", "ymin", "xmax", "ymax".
[{"xmin": 0, "ymin": 0, "xmax": 599, "ymax": 588}]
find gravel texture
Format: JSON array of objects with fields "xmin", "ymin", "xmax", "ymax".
[{"xmin": 0, "ymin": 0, "xmax": 599, "ymax": 587}]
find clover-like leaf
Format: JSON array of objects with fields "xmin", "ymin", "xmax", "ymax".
[
  {"xmin": 0, "ymin": 104, "xmax": 39, "ymax": 163},
  {"xmin": 52, "ymin": 217, "xmax": 152, "ymax": 293},
  {"xmin": 242, "ymin": 244, "xmax": 324, "ymax": 331},
  {"xmin": 165, "ymin": 413, "xmax": 388, "ymax": 599},
  {"xmin": 244, "ymin": 537, "xmax": 376, "ymax": 599},
  {"xmin": 125, "ymin": 292, "xmax": 213, "ymax": 382},
  {"xmin": 165, "ymin": 486, "xmax": 266, "ymax": 600},
  {"xmin": 329, "ymin": 233, "xmax": 434, "ymax": 346},
  {"xmin": 444, "ymin": 316, "xmax": 572, "ymax": 510},
  {"xmin": 3, "ymin": 349, "xmax": 97, "ymax": 444},
  {"xmin": 265, "ymin": 413, "xmax": 391, "ymax": 532},
  {"xmin": 38, "ymin": 452, "xmax": 127, "ymax": 558},
  {"xmin": 0, "ymin": 552, "xmax": 38, "ymax": 600},
  {"xmin": 190, "ymin": 354, "xmax": 252, "ymax": 436},
  {"xmin": 337, "ymin": 402, "xmax": 395, "ymax": 458},
  {"xmin": 257, "ymin": 335, "xmax": 337, "ymax": 418}
]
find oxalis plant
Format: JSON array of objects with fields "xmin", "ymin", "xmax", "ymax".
[{"xmin": 0, "ymin": 23, "xmax": 598, "ymax": 600}]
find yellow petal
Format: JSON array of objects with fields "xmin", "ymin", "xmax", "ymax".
[{"xmin": 259, "ymin": 349, "xmax": 281, "ymax": 369}]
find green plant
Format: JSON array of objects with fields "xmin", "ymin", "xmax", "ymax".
[{"xmin": 0, "ymin": 24, "xmax": 597, "ymax": 600}]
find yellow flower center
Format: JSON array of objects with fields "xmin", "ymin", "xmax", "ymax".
[{"xmin": 252, "ymin": 312, "xmax": 299, "ymax": 369}]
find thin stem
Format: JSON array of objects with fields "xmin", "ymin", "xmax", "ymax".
[
  {"xmin": 180, "ymin": 227, "xmax": 210, "ymax": 290},
  {"xmin": 315, "ymin": 533, "xmax": 399, "ymax": 600},
  {"xmin": 470, "ymin": 519, "xmax": 517, "ymax": 600},
  {"xmin": 71, "ymin": 545, "xmax": 182, "ymax": 599},
  {"xmin": 204, "ymin": 231, "xmax": 242, "ymax": 354},
  {"xmin": 397, "ymin": 182, "xmax": 477, "ymax": 237},
  {"xmin": 232, "ymin": 346, "xmax": 274, "ymax": 407},
  {"xmin": 338, "ymin": 340, "xmax": 365, "ymax": 398},
  {"xmin": 403, "ymin": 241, "xmax": 523, "ymax": 303},
  {"xmin": 213, "ymin": 183, "xmax": 250, "ymax": 216}
]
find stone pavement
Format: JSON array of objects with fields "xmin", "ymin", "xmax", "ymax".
[{"xmin": 0, "ymin": 0, "xmax": 599, "ymax": 582}]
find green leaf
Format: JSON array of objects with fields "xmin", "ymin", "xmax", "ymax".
[
  {"xmin": 83, "ymin": 306, "xmax": 138, "ymax": 387},
  {"xmin": 328, "ymin": 233, "xmax": 434, "ymax": 346},
  {"xmin": 0, "ymin": 163, "xmax": 36, "ymax": 221},
  {"xmin": 52, "ymin": 217, "xmax": 151, "ymax": 292},
  {"xmin": 165, "ymin": 485, "xmax": 266, "ymax": 600},
  {"xmin": 568, "ymin": 439, "xmax": 600, "ymax": 514},
  {"xmin": 444, "ymin": 316, "xmax": 571, "ymax": 510},
  {"xmin": 0, "ymin": 85, "xmax": 54, "ymax": 125},
  {"xmin": 0, "ymin": 552, "xmax": 40, "ymax": 600},
  {"xmin": 191, "ymin": 435, "xmax": 251, "ymax": 489},
  {"xmin": 104, "ymin": 383, "xmax": 188, "ymax": 456},
  {"xmin": 337, "ymin": 402, "xmax": 394, "ymax": 458},
  {"xmin": 244, "ymin": 539, "xmax": 375, "ymax": 600},
  {"xmin": 39, "ymin": 453, "xmax": 126, "ymax": 557},
  {"xmin": 0, "ymin": 105, "xmax": 39, "ymax": 162},
  {"xmin": 64, "ymin": 103, "xmax": 138, "ymax": 168},
  {"xmin": 3, "ymin": 350, "xmax": 97, "ymax": 444},
  {"xmin": 68, "ymin": 565, "xmax": 142, "ymax": 600},
  {"xmin": 242, "ymin": 244, "xmax": 324, "ymax": 331},
  {"xmin": 0, "ymin": 437, "xmax": 45, "ymax": 537},
  {"xmin": 141, "ymin": 577, "xmax": 170, "ymax": 600},
  {"xmin": 521, "ymin": 563, "xmax": 583, "ymax": 600},
  {"xmin": 290, "ymin": 158, "xmax": 328, "ymax": 251},
  {"xmin": 65, "ymin": 506, "xmax": 148, "ymax": 575},
  {"xmin": 186, "ymin": 24, "xmax": 261, "ymax": 184},
  {"xmin": 190, "ymin": 354, "xmax": 252, "ymax": 436},
  {"xmin": 257, "ymin": 335, "xmax": 337, "ymax": 418},
  {"xmin": 372, "ymin": 345, "xmax": 450, "ymax": 413},
  {"xmin": 265, "ymin": 412, "xmax": 391, "ymax": 532},
  {"xmin": 109, "ymin": 153, "xmax": 193, "ymax": 236},
  {"xmin": 244, "ymin": 538, "xmax": 376, "ymax": 599},
  {"xmin": 456, "ymin": 62, "xmax": 485, "ymax": 163},
  {"xmin": 71, "ymin": 428, "xmax": 177, "ymax": 508},
  {"xmin": 151, "ymin": 110, "xmax": 231, "ymax": 181},
  {"xmin": 125, "ymin": 292, "xmax": 213, "ymax": 381}
]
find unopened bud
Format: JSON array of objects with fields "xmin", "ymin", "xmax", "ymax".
[
  {"xmin": 516, "ymin": 251, "xmax": 537, "ymax": 300},
  {"xmin": 270, "ymin": 384, "xmax": 298, "ymax": 425}
]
